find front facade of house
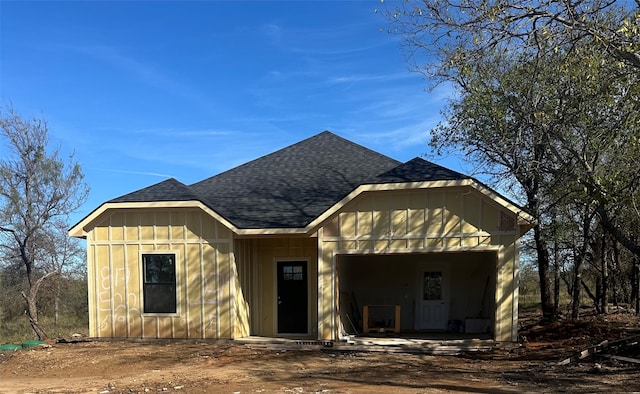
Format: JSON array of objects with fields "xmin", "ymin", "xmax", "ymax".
[{"xmin": 70, "ymin": 132, "xmax": 533, "ymax": 342}]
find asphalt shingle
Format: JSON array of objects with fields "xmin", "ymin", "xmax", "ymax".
[
  {"xmin": 375, "ymin": 157, "xmax": 467, "ymax": 183},
  {"xmin": 107, "ymin": 131, "xmax": 471, "ymax": 229},
  {"xmin": 109, "ymin": 178, "xmax": 204, "ymax": 203}
]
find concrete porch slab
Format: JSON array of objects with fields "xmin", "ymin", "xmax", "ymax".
[{"xmin": 233, "ymin": 335, "xmax": 515, "ymax": 356}]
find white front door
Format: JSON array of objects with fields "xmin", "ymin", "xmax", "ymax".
[{"xmin": 417, "ymin": 269, "xmax": 448, "ymax": 330}]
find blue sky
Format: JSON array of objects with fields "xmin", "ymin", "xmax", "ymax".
[{"xmin": 0, "ymin": 0, "xmax": 462, "ymax": 225}]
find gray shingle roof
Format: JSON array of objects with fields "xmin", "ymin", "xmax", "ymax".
[
  {"xmin": 109, "ymin": 131, "xmax": 470, "ymax": 229},
  {"xmin": 375, "ymin": 157, "xmax": 467, "ymax": 183},
  {"xmin": 110, "ymin": 178, "xmax": 204, "ymax": 203}
]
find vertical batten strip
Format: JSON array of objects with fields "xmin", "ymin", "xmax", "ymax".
[
  {"xmin": 90, "ymin": 238, "xmax": 98, "ymax": 337},
  {"xmin": 479, "ymin": 191, "xmax": 484, "ymax": 233},
  {"xmin": 424, "ymin": 189, "xmax": 429, "ymax": 246},
  {"xmin": 405, "ymin": 204, "xmax": 409, "ymax": 248},
  {"xmin": 352, "ymin": 202, "xmax": 357, "ymax": 249},
  {"xmin": 215, "ymin": 247, "xmax": 220, "ymax": 339},
  {"xmin": 183, "ymin": 239, "xmax": 189, "ymax": 339},
  {"xmin": 177, "ymin": 210, "xmax": 187, "ymax": 338},
  {"xmin": 199, "ymin": 241, "xmax": 205, "ymax": 339},
  {"xmin": 253, "ymin": 240, "xmax": 261, "ymax": 334},
  {"xmin": 330, "ymin": 236, "xmax": 336, "ymax": 339},
  {"xmin": 460, "ymin": 190, "xmax": 464, "ymax": 248},
  {"xmin": 317, "ymin": 228, "xmax": 324, "ymax": 340},
  {"xmin": 107, "ymin": 242, "xmax": 115, "ymax": 337},
  {"xmin": 124, "ymin": 237, "xmax": 130, "ymax": 337},
  {"xmin": 229, "ymin": 241, "xmax": 236, "ymax": 339},
  {"xmin": 497, "ymin": 243, "xmax": 503, "ymax": 340}
]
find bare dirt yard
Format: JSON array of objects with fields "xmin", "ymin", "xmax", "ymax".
[{"xmin": 1, "ymin": 312, "xmax": 640, "ymax": 394}]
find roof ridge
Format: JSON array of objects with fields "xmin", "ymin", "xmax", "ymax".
[
  {"xmin": 108, "ymin": 177, "xmax": 205, "ymax": 203},
  {"xmin": 190, "ymin": 130, "xmax": 399, "ymax": 187},
  {"xmin": 316, "ymin": 130, "xmax": 401, "ymax": 165},
  {"xmin": 374, "ymin": 157, "xmax": 468, "ymax": 183}
]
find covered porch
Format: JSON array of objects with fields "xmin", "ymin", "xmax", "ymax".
[{"xmin": 336, "ymin": 251, "xmax": 497, "ymax": 340}]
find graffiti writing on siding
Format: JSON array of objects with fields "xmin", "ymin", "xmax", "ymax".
[{"xmin": 190, "ymin": 275, "xmax": 218, "ymax": 305}]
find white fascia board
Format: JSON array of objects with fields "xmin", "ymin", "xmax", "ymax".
[
  {"xmin": 234, "ymin": 228, "xmax": 309, "ymax": 236},
  {"xmin": 305, "ymin": 180, "xmax": 536, "ymax": 235},
  {"xmin": 306, "ymin": 180, "xmax": 465, "ymax": 231},
  {"xmin": 68, "ymin": 201, "xmax": 238, "ymax": 238},
  {"xmin": 467, "ymin": 180, "xmax": 536, "ymax": 224},
  {"xmin": 69, "ymin": 180, "xmax": 536, "ymax": 238}
]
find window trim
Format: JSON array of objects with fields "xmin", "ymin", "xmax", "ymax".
[{"xmin": 140, "ymin": 251, "xmax": 180, "ymax": 316}]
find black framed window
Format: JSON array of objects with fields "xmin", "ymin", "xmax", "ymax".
[{"xmin": 143, "ymin": 254, "xmax": 176, "ymax": 313}]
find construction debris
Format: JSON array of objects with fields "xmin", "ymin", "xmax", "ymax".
[{"xmin": 558, "ymin": 333, "xmax": 640, "ymax": 365}]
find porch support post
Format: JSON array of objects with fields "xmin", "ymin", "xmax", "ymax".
[
  {"xmin": 495, "ymin": 237, "xmax": 519, "ymax": 342},
  {"xmin": 317, "ymin": 228, "xmax": 335, "ymax": 340},
  {"xmin": 512, "ymin": 237, "xmax": 520, "ymax": 342}
]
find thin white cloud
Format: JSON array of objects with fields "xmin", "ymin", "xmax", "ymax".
[
  {"xmin": 91, "ymin": 168, "xmax": 174, "ymax": 179},
  {"xmin": 127, "ymin": 128, "xmax": 234, "ymax": 138},
  {"xmin": 63, "ymin": 44, "xmax": 218, "ymax": 113},
  {"xmin": 288, "ymin": 44, "xmax": 380, "ymax": 56},
  {"xmin": 262, "ymin": 23, "xmax": 283, "ymax": 45},
  {"xmin": 358, "ymin": 118, "xmax": 436, "ymax": 149},
  {"xmin": 261, "ymin": 18, "xmax": 392, "ymax": 57},
  {"xmin": 326, "ymin": 72, "xmax": 413, "ymax": 85}
]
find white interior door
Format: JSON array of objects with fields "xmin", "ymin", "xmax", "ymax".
[{"xmin": 417, "ymin": 269, "xmax": 448, "ymax": 330}]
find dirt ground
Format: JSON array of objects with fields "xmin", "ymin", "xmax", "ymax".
[{"xmin": 1, "ymin": 312, "xmax": 640, "ymax": 394}]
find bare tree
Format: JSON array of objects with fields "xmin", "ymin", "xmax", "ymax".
[{"xmin": 0, "ymin": 107, "xmax": 89, "ymax": 340}]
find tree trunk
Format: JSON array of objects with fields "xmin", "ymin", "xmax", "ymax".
[
  {"xmin": 581, "ymin": 279, "xmax": 598, "ymax": 306},
  {"xmin": 554, "ymin": 260, "xmax": 561, "ymax": 317},
  {"xmin": 600, "ymin": 236, "xmax": 609, "ymax": 314},
  {"xmin": 572, "ymin": 208, "xmax": 593, "ymax": 320},
  {"xmin": 571, "ymin": 257, "xmax": 583, "ymax": 321},
  {"xmin": 524, "ymin": 168, "xmax": 556, "ymax": 322},
  {"xmin": 23, "ymin": 291, "xmax": 47, "ymax": 340},
  {"xmin": 611, "ymin": 242, "xmax": 620, "ymax": 307},
  {"xmin": 54, "ymin": 278, "xmax": 61, "ymax": 326},
  {"xmin": 553, "ymin": 238, "xmax": 560, "ymax": 317},
  {"xmin": 634, "ymin": 257, "xmax": 640, "ymax": 316},
  {"xmin": 571, "ymin": 254, "xmax": 583, "ymax": 321},
  {"xmin": 534, "ymin": 225, "xmax": 555, "ymax": 321},
  {"xmin": 595, "ymin": 276, "xmax": 603, "ymax": 314},
  {"xmin": 21, "ymin": 262, "xmax": 55, "ymax": 341},
  {"xmin": 54, "ymin": 292, "xmax": 60, "ymax": 326}
]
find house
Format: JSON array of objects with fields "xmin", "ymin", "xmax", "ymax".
[{"xmin": 69, "ymin": 131, "xmax": 534, "ymax": 342}]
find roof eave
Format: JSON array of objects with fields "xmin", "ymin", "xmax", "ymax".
[
  {"xmin": 305, "ymin": 179, "xmax": 536, "ymax": 236},
  {"xmin": 68, "ymin": 201, "xmax": 239, "ymax": 238},
  {"xmin": 70, "ymin": 180, "xmax": 537, "ymax": 238}
]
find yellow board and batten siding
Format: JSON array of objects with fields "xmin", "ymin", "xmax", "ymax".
[
  {"xmin": 86, "ymin": 208, "xmax": 235, "ymax": 339},
  {"xmin": 318, "ymin": 187, "xmax": 521, "ymax": 342},
  {"xmin": 234, "ymin": 237, "xmax": 318, "ymax": 337}
]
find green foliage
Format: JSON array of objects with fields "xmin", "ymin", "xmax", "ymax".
[
  {"xmin": 0, "ymin": 268, "xmax": 88, "ymax": 343},
  {"xmin": 0, "ymin": 313, "xmax": 89, "ymax": 344},
  {"xmin": 384, "ymin": 0, "xmax": 640, "ymax": 320},
  {"xmin": 519, "ymin": 263, "xmax": 542, "ymax": 309},
  {"xmin": 383, "ymin": 0, "xmax": 640, "ymax": 80}
]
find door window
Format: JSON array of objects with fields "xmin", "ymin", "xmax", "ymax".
[{"xmin": 423, "ymin": 271, "xmax": 443, "ymax": 301}]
